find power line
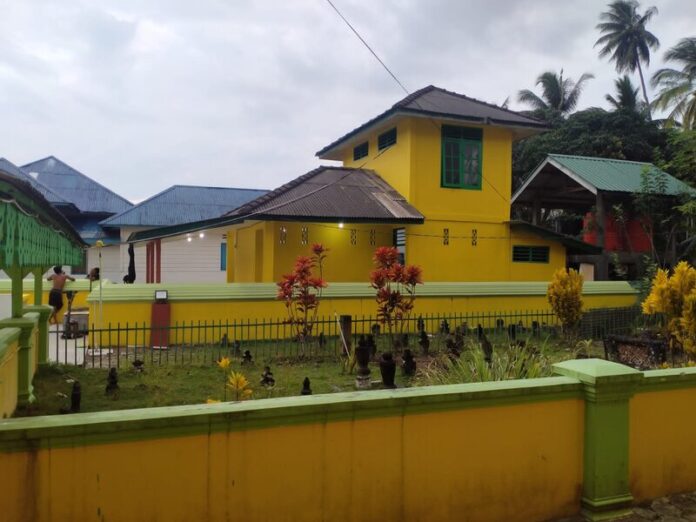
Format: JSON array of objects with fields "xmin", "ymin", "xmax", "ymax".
[
  {"xmin": 324, "ymin": 0, "xmax": 409, "ymax": 96},
  {"xmin": 323, "ymin": 0, "xmax": 511, "ymax": 208}
]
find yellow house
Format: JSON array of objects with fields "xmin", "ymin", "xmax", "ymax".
[{"xmin": 132, "ymin": 85, "xmax": 599, "ymax": 283}]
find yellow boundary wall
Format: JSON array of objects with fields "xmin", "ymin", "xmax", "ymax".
[
  {"xmin": 4, "ymin": 361, "xmax": 696, "ymax": 520},
  {"xmin": 0, "ymin": 378, "xmax": 585, "ymax": 522}
]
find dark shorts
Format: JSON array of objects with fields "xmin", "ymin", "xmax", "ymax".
[{"xmin": 49, "ymin": 289, "xmax": 63, "ymax": 310}]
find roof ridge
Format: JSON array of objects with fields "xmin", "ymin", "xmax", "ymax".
[
  {"xmin": 228, "ymin": 166, "xmax": 361, "ymax": 216},
  {"xmin": 22, "ymin": 155, "xmax": 134, "ymax": 208},
  {"xmin": 392, "ymin": 85, "xmax": 436, "ymax": 108},
  {"xmin": 549, "ymin": 153, "xmax": 653, "ymax": 166},
  {"xmin": 423, "ymin": 85, "xmax": 547, "ymax": 125},
  {"xmin": 170, "ymin": 184, "xmax": 268, "ymax": 191}
]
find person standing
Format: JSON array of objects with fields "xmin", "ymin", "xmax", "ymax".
[{"xmin": 47, "ymin": 266, "xmax": 75, "ymax": 325}]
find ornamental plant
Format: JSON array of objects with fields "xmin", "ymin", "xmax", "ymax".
[
  {"xmin": 276, "ymin": 244, "xmax": 328, "ymax": 343},
  {"xmin": 547, "ymin": 268, "xmax": 584, "ymax": 335},
  {"xmin": 642, "ymin": 261, "xmax": 696, "ymax": 353},
  {"xmin": 370, "ymin": 246, "xmax": 423, "ymax": 348},
  {"xmin": 215, "ymin": 356, "xmax": 253, "ymax": 401}
]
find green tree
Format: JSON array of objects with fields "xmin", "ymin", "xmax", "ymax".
[
  {"xmin": 658, "ymin": 129, "xmax": 696, "ymax": 185},
  {"xmin": 651, "ymin": 37, "xmax": 696, "ymax": 129},
  {"xmin": 512, "ymin": 108, "xmax": 664, "ymax": 187},
  {"xmin": 605, "ymin": 75, "xmax": 642, "ymax": 112},
  {"xmin": 517, "ymin": 69, "xmax": 594, "ymax": 118},
  {"xmin": 595, "ymin": 0, "xmax": 659, "ymax": 114}
]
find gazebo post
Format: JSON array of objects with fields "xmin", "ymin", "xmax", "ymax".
[
  {"xmin": 595, "ymin": 192, "xmax": 609, "ymax": 280},
  {"xmin": 532, "ymin": 197, "xmax": 541, "ymax": 226}
]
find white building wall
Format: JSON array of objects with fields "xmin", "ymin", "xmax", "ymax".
[
  {"xmin": 119, "ymin": 228, "xmax": 147, "ymax": 284},
  {"xmin": 160, "ymin": 229, "xmax": 227, "ymax": 283},
  {"xmin": 86, "ymin": 245, "xmax": 121, "ymax": 282}
]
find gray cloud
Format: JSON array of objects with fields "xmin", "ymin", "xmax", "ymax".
[{"xmin": 0, "ymin": 0, "xmax": 694, "ymax": 202}]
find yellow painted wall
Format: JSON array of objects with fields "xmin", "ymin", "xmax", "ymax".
[
  {"xmin": 91, "ymin": 291, "xmax": 636, "ymax": 345},
  {"xmin": 0, "ymin": 398, "xmax": 584, "ymax": 522},
  {"xmin": 0, "ymin": 338, "xmax": 19, "ymax": 418},
  {"xmin": 272, "ymin": 221, "xmax": 394, "ymax": 283},
  {"xmin": 229, "ymin": 222, "xmax": 275, "ymax": 283},
  {"xmin": 342, "ymin": 118, "xmax": 412, "ymax": 200},
  {"xmin": 408, "ymin": 118, "xmax": 512, "ymax": 222},
  {"xmin": 630, "ymin": 387, "xmax": 696, "ymax": 501},
  {"xmin": 406, "ymin": 222, "xmax": 566, "ymax": 282}
]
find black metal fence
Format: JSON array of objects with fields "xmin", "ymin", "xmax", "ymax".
[{"xmin": 49, "ymin": 306, "xmax": 643, "ymax": 368}]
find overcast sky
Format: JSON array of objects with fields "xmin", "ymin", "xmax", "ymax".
[{"xmin": 1, "ymin": 0, "xmax": 695, "ymax": 202}]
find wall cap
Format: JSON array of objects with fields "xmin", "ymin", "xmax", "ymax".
[{"xmin": 0, "ymin": 375, "xmax": 582, "ymax": 452}]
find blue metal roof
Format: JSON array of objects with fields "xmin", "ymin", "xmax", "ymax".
[
  {"xmin": 0, "ymin": 157, "xmax": 73, "ymax": 206},
  {"xmin": 21, "ymin": 156, "xmax": 133, "ymax": 214},
  {"xmin": 70, "ymin": 215, "xmax": 120, "ymax": 245},
  {"xmin": 99, "ymin": 185, "xmax": 268, "ymax": 227}
]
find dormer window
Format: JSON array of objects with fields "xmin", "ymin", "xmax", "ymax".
[
  {"xmin": 353, "ymin": 141, "xmax": 369, "ymax": 161},
  {"xmin": 441, "ymin": 125, "xmax": 482, "ymax": 190}
]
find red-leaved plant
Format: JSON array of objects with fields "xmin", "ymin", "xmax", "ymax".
[
  {"xmin": 370, "ymin": 246, "xmax": 423, "ymax": 349},
  {"xmin": 277, "ymin": 244, "xmax": 328, "ymax": 345}
]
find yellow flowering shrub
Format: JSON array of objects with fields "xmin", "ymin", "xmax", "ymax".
[
  {"xmin": 642, "ymin": 261, "xmax": 696, "ymax": 353},
  {"xmin": 547, "ymin": 268, "xmax": 584, "ymax": 332}
]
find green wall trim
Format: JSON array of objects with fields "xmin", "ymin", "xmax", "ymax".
[
  {"xmin": 637, "ymin": 367, "xmax": 696, "ymax": 392},
  {"xmin": 0, "ymin": 279, "xmax": 107, "ymax": 294},
  {"xmin": 0, "ymin": 376, "xmax": 582, "ymax": 452},
  {"xmin": 73, "ymin": 280, "xmax": 638, "ymax": 304}
]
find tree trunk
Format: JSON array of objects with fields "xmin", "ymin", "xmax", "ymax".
[{"xmin": 637, "ymin": 61, "xmax": 652, "ymax": 119}]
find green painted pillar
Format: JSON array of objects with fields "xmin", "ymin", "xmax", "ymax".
[
  {"xmin": 32, "ymin": 267, "xmax": 44, "ymax": 306},
  {"xmin": 0, "ymin": 317, "xmax": 38, "ymax": 405},
  {"xmin": 23, "ymin": 305, "xmax": 52, "ymax": 365},
  {"xmin": 6, "ymin": 267, "xmax": 24, "ymax": 319},
  {"xmin": 554, "ymin": 359, "xmax": 643, "ymax": 522}
]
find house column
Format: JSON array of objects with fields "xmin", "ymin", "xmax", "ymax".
[{"xmin": 595, "ymin": 193, "xmax": 609, "ymax": 280}]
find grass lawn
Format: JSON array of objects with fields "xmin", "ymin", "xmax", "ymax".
[
  {"xmin": 15, "ymin": 335, "xmax": 606, "ymax": 418},
  {"xmin": 15, "ymin": 359, "xmax": 386, "ymax": 417}
]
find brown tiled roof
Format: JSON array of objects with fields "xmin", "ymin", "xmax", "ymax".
[
  {"xmin": 227, "ymin": 166, "xmax": 423, "ymax": 223},
  {"xmin": 316, "ymin": 85, "xmax": 548, "ymax": 158}
]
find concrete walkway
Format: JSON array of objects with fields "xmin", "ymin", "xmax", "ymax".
[{"xmin": 557, "ymin": 492, "xmax": 696, "ymax": 521}]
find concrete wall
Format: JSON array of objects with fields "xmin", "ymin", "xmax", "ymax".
[{"xmin": 0, "ymin": 377, "xmax": 585, "ymax": 522}]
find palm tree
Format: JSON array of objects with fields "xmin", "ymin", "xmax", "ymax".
[
  {"xmin": 595, "ymin": 0, "xmax": 659, "ymax": 113},
  {"xmin": 605, "ymin": 75, "xmax": 640, "ymax": 111},
  {"xmin": 517, "ymin": 69, "xmax": 594, "ymax": 115},
  {"xmin": 651, "ymin": 37, "xmax": 696, "ymax": 129}
]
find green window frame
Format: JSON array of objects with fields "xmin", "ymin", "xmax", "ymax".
[
  {"xmin": 441, "ymin": 125, "xmax": 482, "ymax": 190},
  {"xmin": 353, "ymin": 141, "xmax": 368, "ymax": 161},
  {"xmin": 512, "ymin": 245, "xmax": 550, "ymax": 263}
]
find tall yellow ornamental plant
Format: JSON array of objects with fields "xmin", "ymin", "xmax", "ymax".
[
  {"xmin": 547, "ymin": 268, "xmax": 584, "ymax": 335},
  {"xmin": 642, "ymin": 261, "xmax": 696, "ymax": 353}
]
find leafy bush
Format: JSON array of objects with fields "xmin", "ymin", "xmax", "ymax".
[
  {"xmin": 547, "ymin": 268, "xmax": 584, "ymax": 334},
  {"xmin": 642, "ymin": 261, "xmax": 696, "ymax": 353},
  {"xmin": 416, "ymin": 341, "xmax": 555, "ymax": 385}
]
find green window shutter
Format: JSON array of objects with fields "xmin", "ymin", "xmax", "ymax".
[
  {"xmin": 512, "ymin": 245, "xmax": 549, "ymax": 263},
  {"xmin": 353, "ymin": 142, "xmax": 369, "ymax": 161},
  {"xmin": 440, "ymin": 126, "xmax": 482, "ymax": 189}
]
